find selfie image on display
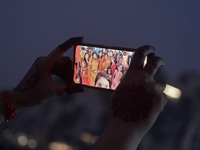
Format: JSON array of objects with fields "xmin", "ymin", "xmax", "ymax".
[{"xmin": 73, "ymin": 44, "xmax": 141, "ymax": 90}]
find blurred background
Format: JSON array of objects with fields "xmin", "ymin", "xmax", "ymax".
[{"xmin": 0, "ymin": 1, "xmax": 200, "ymax": 150}]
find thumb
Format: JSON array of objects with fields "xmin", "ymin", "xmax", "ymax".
[{"xmin": 53, "ymin": 83, "xmax": 84, "ymax": 96}]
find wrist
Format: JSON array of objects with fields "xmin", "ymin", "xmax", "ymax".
[
  {"xmin": 0, "ymin": 91, "xmax": 16, "ymax": 121},
  {"xmin": 0, "ymin": 96, "xmax": 6, "ymax": 122},
  {"xmin": 94, "ymin": 116, "xmax": 145, "ymax": 150},
  {"xmin": 10, "ymin": 90, "xmax": 26, "ymax": 112}
]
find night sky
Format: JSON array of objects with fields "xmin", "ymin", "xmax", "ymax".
[{"xmin": 1, "ymin": 1, "xmax": 200, "ymax": 89}]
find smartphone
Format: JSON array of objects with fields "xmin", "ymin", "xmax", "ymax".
[{"xmin": 73, "ymin": 43, "xmax": 146, "ymax": 90}]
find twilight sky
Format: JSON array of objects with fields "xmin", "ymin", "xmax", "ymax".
[{"xmin": 0, "ymin": 1, "xmax": 200, "ymax": 89}]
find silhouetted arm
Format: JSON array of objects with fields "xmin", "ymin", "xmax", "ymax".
[
  {"xmin": 93, "ymin": 45, "xmax": 167, "ymax": 150},
  {"xmin": 0, "ymin": 37, "xmax": 84, "ymax": 124}
]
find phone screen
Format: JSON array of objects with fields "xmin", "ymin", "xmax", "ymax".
[{"xmin": 73, "ymin": 44, "xmax": 145, "ymax": 90}]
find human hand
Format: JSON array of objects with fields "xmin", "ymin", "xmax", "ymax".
[
  {"xmin": 111, "ymin": 45, "xmax": 166, "ymax": 125},
  {"xmin": 93, "ymin": 45, "xmax": 167, "ymax": 150},
  {"xmin": 10, "ymin": 37, "xmax": 84, "ymax": 111}
]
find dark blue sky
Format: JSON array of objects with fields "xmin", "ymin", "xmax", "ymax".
[{"xmin": 1, "ymin": 1, "xmax": 200, "ymax": 88}]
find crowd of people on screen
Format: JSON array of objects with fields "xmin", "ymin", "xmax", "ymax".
[{"xmin": 74, "ymin": 46, "xmax": 134, "ymax": 90}]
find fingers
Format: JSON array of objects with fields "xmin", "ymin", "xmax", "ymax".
[
  {"xmin": 46, "ymin": 37, "xmax": 83, "ymax": 62},
  {"xmin": 129, "ymin": 45, "xmax": 155, "ymax": 70},
  {"xmin": 59, "ymin": 37, "xmax": 83, "ymax": 50},
  {"xmin": 144, "ymin": 56, "xmax": 165, "ymax": 76},
  {"xmin": 53, "ymin": 83, "xmax": 84, "ymax": 96},
  {"xmin": 129, "ymin": 45, "xmax": 165, "ymax": 77}
]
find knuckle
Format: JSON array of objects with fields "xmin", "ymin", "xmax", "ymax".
[
  {"xmin": 36, "ymin": 56, "xmax": 44, "ymax": 60},
  {"xmin": 150, "ymin": 83, "xmax": 157, "ymax": 92},
  {"xmin": 155, "ymin": 56, "xmax": 164, "ymax": 62},
  {"xmin": 35, "ymin": 57, "xmax": 45, "ymax": 63},
  {"xmin": 154, "ymin": 57, "xmax": 165, "ymax": 66},
  {"xmin": 135, "ymin": 48, "xmax": 147, "ymax": 57},
  {"xmin": 147, "ymin": 60, "xmax": 158, "ymax": 69},
  {"xmin": 155, "ymin": 93, "xmax": 167, "ymax": 108}
]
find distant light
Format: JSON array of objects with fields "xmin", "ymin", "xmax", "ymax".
[
  {"xmin": 79, "ymin": 132, "xmax": 98, "ymax": 145},
  {"xmin": 164, "ymin": 84, "xmax": 181, "ymax": 99},
  {"xmin": 49, "ymin": 142, "xmax": 73, "ymax": 150},
  {"xmin": 3, "ymin": 129, "xmax": 13, "ymax": 139},
  {"xmin": 28, "ymin": 139, "xmax": 37, "ymax": 149},
  {"xmin": 18, "ymin": 135, "xmax": 28, "ymax": 146}
]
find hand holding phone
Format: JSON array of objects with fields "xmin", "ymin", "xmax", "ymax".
[{"xmin": 93, "ymin": 45, "xmax": 167, "ymax": 150}]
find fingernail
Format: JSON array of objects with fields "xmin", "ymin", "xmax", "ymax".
[
  {"xmin": 145, "ymin": 45, "xmax": 156, "ymax": 51},
  {"xmin": 162, "ymin": 62, "xmax": 166, "ymax": 66},
  {"xmin": 59, "ymin": 37, "xmax": 84, "ymax": 50},
  {"xmin": 137, "ymin": 45, "xmax": 156, "ymax": 52},
  {"xmin": 69, "ymin": 37, "xmax": 84, "ymax": 44}
]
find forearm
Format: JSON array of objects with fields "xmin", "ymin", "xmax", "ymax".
[
  {"xmin": 93, "ymin": 125, "xmax": 144, "ymax": 150},
  {"xmin": 93, "ymin": 114, "xmax": 147, "ymax": 150},
  {"xmin": 10, "ymin": 90, "xmax": 27, "ymax": 112}
]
